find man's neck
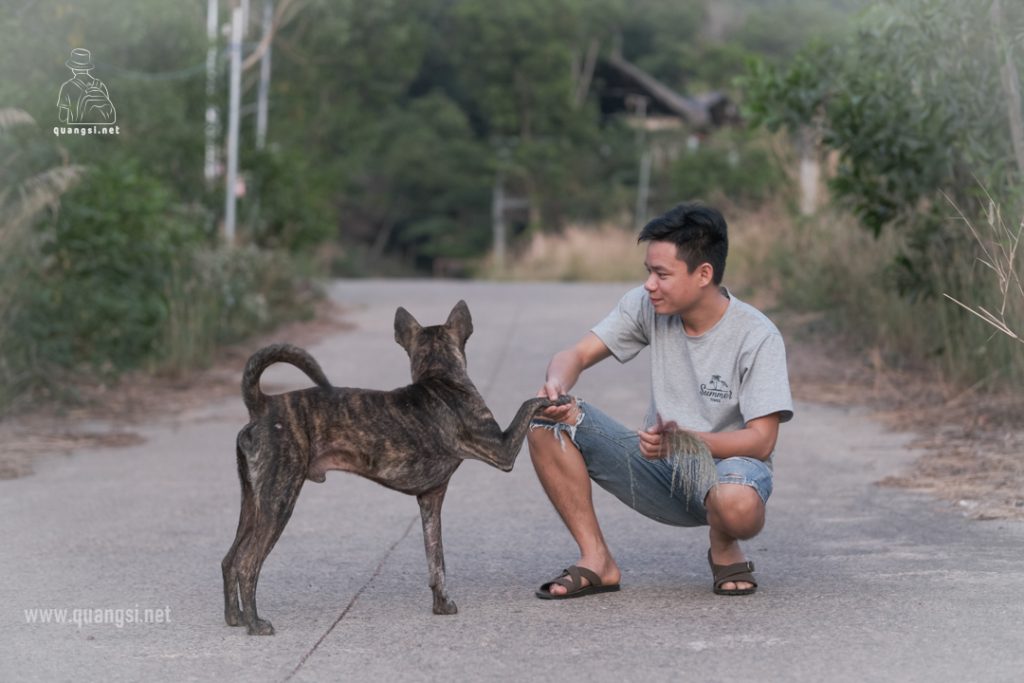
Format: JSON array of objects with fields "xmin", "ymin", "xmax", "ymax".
[{"xmin": 682, "ymin": 287, "xmax": 729, "ymax": 336}]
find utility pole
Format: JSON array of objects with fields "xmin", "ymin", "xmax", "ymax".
[
  {"xmin": 224, "ymin": 5, "xmax": 243, "ymax": 245},
  {"xmin": 492, "ymin": 170, "xmax": 507, "ymax": 273},
  {"xmin": 255, "ymin": 0, "xmax": 273, "ymax": 150},
  {"xmin": 491, "ymin": 145, "xmax": 529, "ymax": 274},
  {"xmin": 631, "ymin": 95, "xmax": 651, "ymax": 231},
  {"xmin": 204, "ymin": 0, "xmax": 220, "ymax": 187}
]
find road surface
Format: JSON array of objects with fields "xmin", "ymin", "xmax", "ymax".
[{"xmin": 2, "ymin": 280, "xmax": 1022, "ymax": 682}]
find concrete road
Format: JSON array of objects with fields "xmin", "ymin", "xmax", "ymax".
[{"xmin": 3, "ymin": 280, "xmax": 1023, "ymax": 682}]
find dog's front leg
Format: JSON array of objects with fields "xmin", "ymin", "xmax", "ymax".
[
  {"xmin": 486, "ymin": 395, "xmax": 571, "ymax": 471},
  {"xmin": 416, "ymin": 483, "xmax": 457, "ymax": 615}
]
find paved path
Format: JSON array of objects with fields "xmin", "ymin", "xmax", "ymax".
[{"xmin": 3, "ymin": 280, "xmax": 1023, "ymax": 682}]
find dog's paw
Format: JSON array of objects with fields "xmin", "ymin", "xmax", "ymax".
[
  {"xmin": 225, "ymin": 610, "xmax": 243, "ymax": 627},
  {"xmin": 247, "ymin": 618, "xmax": 275, "ymax": 636},
  {"xmin": 535, "ymin": 394, "xmax": 573, "ymax": 410},
  {"xmin": 433, "ymin": 598, "xmax": 458, "ymax": 615}
]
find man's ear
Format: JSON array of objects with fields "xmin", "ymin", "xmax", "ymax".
[
  {"xmin": 445, "ymin": 300, "xmax": 473, "ymax": 345},
  {"xmin": 394, "ymin": 307, "xmax": 421, "ymax": 351},
  {"xmin": 697, "ymin": 262, "xmax": 715, "ymax": 287}
]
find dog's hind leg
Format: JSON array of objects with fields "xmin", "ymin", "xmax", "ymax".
[
  {"xmin": 236, "ymin": 464, "xmax": 306, "ymax": 635},
  {"xmin": 223, "ymin": 444, "xmax": 256, "ymax": 627},
  {"xmin": 417, "ymin": 483, "xmax": 457, "ymax": 615}
]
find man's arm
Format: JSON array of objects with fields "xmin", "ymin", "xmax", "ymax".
[
  {"xmin": 637, "ymin": 413, "xmax": 781, "ymax": 461},
  {"xmin": 536, "ymin": 332, "xmax": 611, "ymax": 421},
  {"xmin": 693, "ymin": 413, "xmax": 780, "ymax": 461}
]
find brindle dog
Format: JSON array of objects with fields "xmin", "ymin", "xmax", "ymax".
[{"xmin": 222, "ymin": 301, "xmax": 566, "ymax": 635}]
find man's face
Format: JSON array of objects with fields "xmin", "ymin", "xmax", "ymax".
[{"xmin": 642, "ymin": 240, "xmax": 709, "ymax": 316}]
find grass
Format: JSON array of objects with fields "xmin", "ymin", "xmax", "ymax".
[
  {"xmin": 942, "ymin": 195, "xmax": 1024, "ymax": 348},
  {"xmin": 482, "ymin": 221, "xmax": 646, "ymax": 282}
]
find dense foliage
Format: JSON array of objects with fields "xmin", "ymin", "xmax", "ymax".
[
  {"xmin": 743, "ymin": 0, "xmax": 1024, "ymax": 292},
  {"xmin": 1, "ymin": 0, "xmax": 859, "ymax": 267},
  {"xmin": 0, "ymin": 0, "xmax": 864, "ymax": 411}
]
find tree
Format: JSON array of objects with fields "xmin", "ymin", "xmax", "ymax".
[{"xmin": 744, "ymin": 0, "xmax": 1024, "ymax": 237}]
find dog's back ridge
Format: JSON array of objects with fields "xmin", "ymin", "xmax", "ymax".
[{"xmin": 242, "ymin": 343, "xmax": 332, "ymax": 414}]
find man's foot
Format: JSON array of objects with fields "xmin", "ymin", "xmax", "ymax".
[
  {"xmin": 538, "ymin": 559, "xmax": 620, "ymax": 598},
  {"xmin": 707, "ymin": 546, "xmax": 757, "ymax": 595},
  {"xmin": 536, "ymin": 565, "xmax": 621, "ymax": 600}
]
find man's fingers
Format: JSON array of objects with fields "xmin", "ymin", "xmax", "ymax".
[
  {"xmin": 637, "ymin": 429, "xmax": 665, "ymax": 459},
  {"xmin": 540, "ymin": 400, "xmax": 574, "ymax": 420},
  {"xmin": 636, "ymin": 429, "xmax": 660, "ymax": 444},
  {"xmin": 541, "ymin": 382, "xmax": 564, "ymax": 402}
]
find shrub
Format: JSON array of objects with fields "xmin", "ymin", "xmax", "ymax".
[
  {"xmin": 668, "ymin": 131, "xmax": 785, "ymax": 208},
  {"xmin": 0, "ymin": 159, "xmax": 319, "ymax": 413}
]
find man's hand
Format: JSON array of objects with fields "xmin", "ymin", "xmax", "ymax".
[
  {"xmin": 645, "ymin": 414, "xmax": 781, "ymax": 462},
  {"xmin": 536, "ymin": 381, "xmax": 577, "ymax": 422},
  {"xmin": 637, "ymin": 413, "xmax": 681, "ymax": 459}
]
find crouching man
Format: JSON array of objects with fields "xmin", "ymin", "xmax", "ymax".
[{"xmin": 529, "ymin": 202, "xmax": 794, "ymax": 599}]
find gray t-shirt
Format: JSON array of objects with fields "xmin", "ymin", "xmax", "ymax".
[{"xmin": 591, "ymin": 286, "xmax": 794, "ymax": 440}]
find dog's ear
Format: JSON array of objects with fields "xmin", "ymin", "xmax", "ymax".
[
  {"xmin": 394, "ymin": 307, "xmax": 422, "ymax": 351},
  {"xmin": 445, "ymin": 300, "xmax": 473, "ymax": 344}
]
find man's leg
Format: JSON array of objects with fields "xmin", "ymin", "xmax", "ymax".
[
  {"xmin": 704, "ymin": 484, "xmax": 765, "ymax": 592},
  {"xmin": 527, "ymin": 403, "xmax": 620, "ymax": 595}
]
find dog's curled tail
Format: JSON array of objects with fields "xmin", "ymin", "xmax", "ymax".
[{"xmin": 242, "ymin": 343, "xmax": 332, "ymax": 414}]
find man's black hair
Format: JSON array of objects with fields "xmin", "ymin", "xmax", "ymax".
[{"xmin": 637, "ymin": 202, "xmax": 728, "ymax": 285}]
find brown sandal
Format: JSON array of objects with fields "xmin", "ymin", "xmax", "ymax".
[
  {"xmin": 708, "ymin": 549, "xmax": 758, "ymax": 596},
  {"xmin": 536, "ymin": 565, "xmax": 621, "ymax": 600}
]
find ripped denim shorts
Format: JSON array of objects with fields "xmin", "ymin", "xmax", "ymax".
[{"xmin": 530, "ymin": 399, "xmax": 773, "ymax": 527}]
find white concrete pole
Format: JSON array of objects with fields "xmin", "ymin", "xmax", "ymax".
[
  {"xmin": 224, "ymin": 6, "xmax": 243, "ymax": 246},
  {"xmin": 203, "ymin": 0, "xmax": 220, "ymax": 187},
  {"xmin": 256, "ymin": 0, "xmax": 273, "ymax": 150}
]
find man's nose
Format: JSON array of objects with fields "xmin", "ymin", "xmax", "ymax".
[{"xmin": 644, "ymin": 273, "xmax": 657, "ymax": 291}]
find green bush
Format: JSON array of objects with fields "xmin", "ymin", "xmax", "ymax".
[
  {"xmin": 240, "ymin": 148, "xmax": 336, "ymax": 253},
  {"xmin": 0, "ymin": 159, "xmax": 203, "ymax": 407},
  {"xmin": 0, "ymin": 159, "xmax": 319, "ymax": 412},
  {"xmin": 669, "ymin": 132, "xmax": 784, "ymax": 207},
  {"xmin": 39, "ymin": 160, "xmax": 205, "ymax": 370},
  {"xmin": 158, "ymin": 245, "xmax": 319, "ymax": 376}
]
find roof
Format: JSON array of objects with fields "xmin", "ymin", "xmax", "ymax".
[{"xmin": 595, "ymin": 53, "xmax": 737, "ymax": 130}]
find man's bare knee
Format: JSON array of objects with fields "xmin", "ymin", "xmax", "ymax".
[{"xmin": 707, "ymin": 484, "xmax": 765, "ymax": 539}]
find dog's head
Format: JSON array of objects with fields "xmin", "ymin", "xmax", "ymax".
[{"xmin": 394, "ymin": 300, "xmax": 474, "ymax": 381}]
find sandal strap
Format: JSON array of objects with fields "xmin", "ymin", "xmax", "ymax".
[
  {"xmin": 712, "ymin": 561, "xmax": 756, "ymax": 586},
  {"xmin": 545, "ymin": 565, "xmax": 603, "ymax": 592},
  {"xmin": 708, "ymin": 549, "xmax": 757, "ymax": 587},
  {"xmin": 569, "ymin": 565, "xmax": 602, "ymax": 587}
]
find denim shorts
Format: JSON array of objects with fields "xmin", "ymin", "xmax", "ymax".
[{"xmin": 530, "ymin": 399, "xmax": 773, "ymax": 527}]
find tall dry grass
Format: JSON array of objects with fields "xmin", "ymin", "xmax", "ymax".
[
  {"xmin": 943, "ymin": 197, "xmax": 1024, "ymax": 348},
  {"xmin": 484, "ymin": 221, "xmax": 646, "ymax": 282}
]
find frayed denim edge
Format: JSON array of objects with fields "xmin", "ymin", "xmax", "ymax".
[{"xmin": 529, "ymin": 399, "xmax": 586, "ymax": 451}]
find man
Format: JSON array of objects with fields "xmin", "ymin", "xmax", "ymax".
[{"xmin": 528, "ymin": 202, "xmax": 793, "ymax": 599}]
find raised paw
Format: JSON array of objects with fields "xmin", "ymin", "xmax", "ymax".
[{"xmin": 537, "ymin": 394, "xmax": 573, "ymax": 410}]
